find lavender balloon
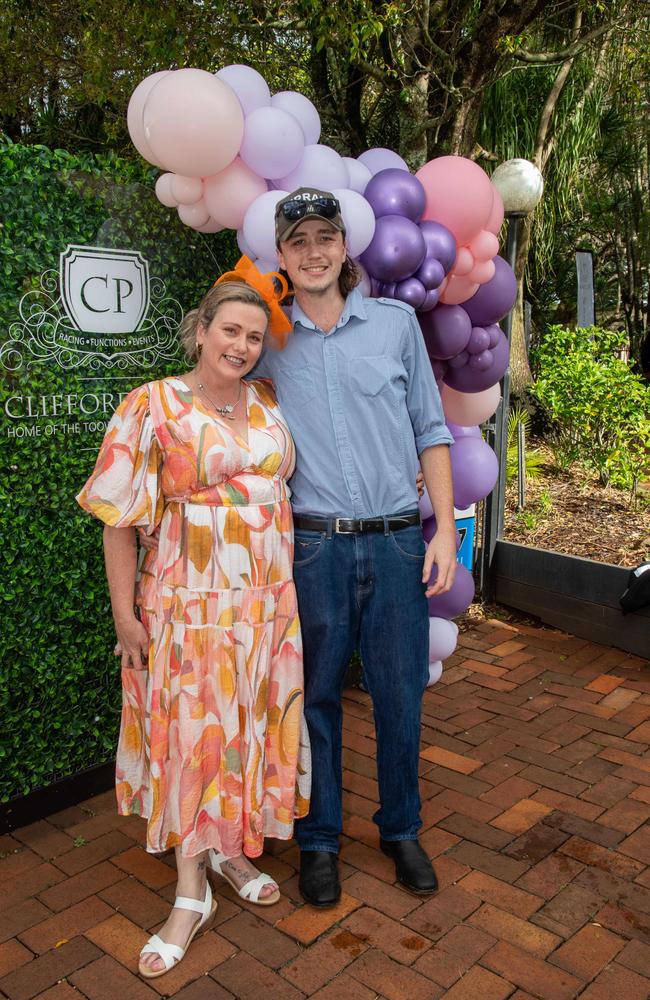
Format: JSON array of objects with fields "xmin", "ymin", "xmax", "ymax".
[
  {"xmin": 447, "ymin": 421, "xmax": 482, "ymax": 439},
  {"xmin": 395, "ymin": 277, "xmax": 427, "ymax": 309},
  {"xmin": 427, "ymin": 563, "xmax": 475, "ymax": 618},
  {"xmin": 416, "ymin": 257, "xmax": 445, "ymax": 291},
  {"xmin": 365, "ymin": 168, "xmax": 426, "ymax": 222},
  {"xmin": 464, "ymin": 256, "xmax": 517, "ymax": 326},
  {"xmin": 420, "ymin": 288, "xmax": 441, "ymax": 311},
  {"xmin": 423, "ymin": 515, "xmax": 462, "ymax": 550},
  {"xmin": 419, "ymin": 221, "xmax": 457, "ymax": 275},
  {"xmin": 419, "ymin": 304, "xmax": 471, "ymax": 360},
  {"xmin": 443, "ymin": 327, "xmax": 509, "ymax": 393},
  {"xmin": 360, "ymin": 215, "xmax": 426, "ymax": 282},
  {"xmin": 451, "ymin": 436, "xmax": 499, "ymax": 508}
]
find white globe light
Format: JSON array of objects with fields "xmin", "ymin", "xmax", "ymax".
[{"xmin": 491, "ymin": 159, "xmax": 544, "ymax": 216}]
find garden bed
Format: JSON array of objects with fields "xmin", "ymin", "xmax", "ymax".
[{"xmin": 503, "ymin": 449, "xmax": 650, "ymax": 568}]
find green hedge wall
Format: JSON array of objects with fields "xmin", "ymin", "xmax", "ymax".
[{"xmin": 0, "ymin": 140, "xmax": 237, "ymax": 801}]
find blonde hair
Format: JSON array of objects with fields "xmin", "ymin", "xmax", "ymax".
[{"xmin": 179, "ymin": 281, "xmax": 271, "ymax": 362}]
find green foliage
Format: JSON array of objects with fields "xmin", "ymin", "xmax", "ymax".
[
  {"xmin": 0, "ymin": 139, "xmax": 237, "ymax": 801},
  {"xmin": 506, "ymin": 404, "xmax": 547, "ymax": 485},
  {"xmin": 513, "ymin": 487, "xmax": 553, "ymax": 532},
  {"xmin": 531, "ymin": 325, "xmax": 650, "ymax": 493}
]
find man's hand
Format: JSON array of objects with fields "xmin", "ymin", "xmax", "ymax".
[
  {"xmin": 423, "ymin": 527, "xmax": 457, "ymax": 597},
  {"xmin": 415, "ymin": 470, "xmax": 425, "ymax": 499}
]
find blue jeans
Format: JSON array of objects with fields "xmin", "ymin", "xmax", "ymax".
[{"xmin": 293, "ymin": 518, "xmax": 430, "ymax": 853}]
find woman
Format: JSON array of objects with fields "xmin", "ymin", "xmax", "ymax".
[{"xmin": 77, "ymin": 261, "xmax": 310, "ymax": 979}]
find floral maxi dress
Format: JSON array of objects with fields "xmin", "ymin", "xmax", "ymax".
[{"xmin": 77, "ymin": 376, "xmax": 311, "ymax": 857}]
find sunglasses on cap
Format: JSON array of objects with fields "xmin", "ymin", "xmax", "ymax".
[{"xmin": 277, "ymin": 196, "xmax": 341, "ymax": 222}]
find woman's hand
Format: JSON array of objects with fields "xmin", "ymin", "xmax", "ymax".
[
  {"xmin": 114, "ymin": 615, "xmax": 149, "ymax": 671},
  {"xmin": 138, "ymin": 527, "xmax": 160, "ymax": 553}
]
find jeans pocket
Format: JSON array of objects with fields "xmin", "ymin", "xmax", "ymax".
[
  {"xmin": 293, "ymin": 530, "xmax": 325, "ymax": 568},
  {"xmin": 388, "ymin": 525, "xmax": 426, "ymax": 562}
]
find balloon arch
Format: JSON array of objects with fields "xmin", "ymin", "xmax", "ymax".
[{"xmin": 128, "ymin": 63, "xmax": 519, "ymax": 679}]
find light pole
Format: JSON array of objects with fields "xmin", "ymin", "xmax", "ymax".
[{"xmin": 479, "ymin": 158, "xmax": 544, "ymax": 601}]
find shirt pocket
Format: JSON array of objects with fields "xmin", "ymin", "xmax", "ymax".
[
  {"xmin": 275, "ymin": 362, "xmax": 316, "ymax": 409},
  {"xmin": 348, "ymin": 356, "xmax": 405, "ymax": 399}
]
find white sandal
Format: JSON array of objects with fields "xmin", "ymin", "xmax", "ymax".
[
  {"xmin": 138, "ymin": 881, "xmax": 217, "ymax": 979},
  {"xmin": 207, "ymin": 849, "xmax": 280, "ymax": 906}
]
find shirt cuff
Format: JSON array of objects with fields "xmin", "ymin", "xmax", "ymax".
[{"xmin": 415, "ymin": 427, "xmax": 455, "ymax": 453}]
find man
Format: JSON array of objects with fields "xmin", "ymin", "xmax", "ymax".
[{"xmin": 253, "ymin": 187, "xmax": 457, "ymax": 907}]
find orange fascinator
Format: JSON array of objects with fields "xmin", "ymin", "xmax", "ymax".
[{"xmin": 214, "ymin": 255, "xmax": 292, "ymax": 348}]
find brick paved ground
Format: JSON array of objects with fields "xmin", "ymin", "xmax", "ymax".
[{"xmin": 1, "ymin": 617, "xmax": 649, "ymax": 999}]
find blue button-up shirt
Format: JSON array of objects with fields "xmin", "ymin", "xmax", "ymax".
[{"xmin": 252, "ymin": 288, "xmax": 453, "ymax": 518}]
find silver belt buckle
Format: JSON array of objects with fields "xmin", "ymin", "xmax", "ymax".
[{"xmin": 334, "ymin": 517, "xmax": 353, "ymax": 533}]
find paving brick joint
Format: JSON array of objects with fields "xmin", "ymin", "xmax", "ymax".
[{"xmin": 0, "ymin": 619, "xmax": 648, "ymax": 998}]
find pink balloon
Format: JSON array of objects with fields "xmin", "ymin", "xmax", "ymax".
[
  {"xmin": 127, "ymin": 71, "xmax": 170, "ymax": 165},
  {"xmin": 171, "ymin": 175, "xmax": 203, "ymax": 205},
  {"xmin": 486, "ymin": 186, "xmax": 505, "ymax": 235},
  {"xmin": 240, "ymin": 107, "xmax": 305, "ymax": 180},
  {"xmin": 195, "ymin": 217, "xmax": 224, "ymax": 233},
  {"xmin": 440, "ymin": 275, "xmax": 480, "ymax": 305},
  {"xmin": 204, "ymin": 157, "xmax": 268, "ymax": 230},
  {"xmin": 441, "ymin": 382, "xmax": 501, "ymax": 425},
  {"xmin": 467, "ymin": 259, "xmax": 496, "ymax": 285},
  {"xmin": 343, "ymin": 156, "xmax": 372, "ymax": 194},
  {"xmin": 416, "ymin": 156, "xmax": 495, "ymax": 245},
  {"xmin": 358, "ymin": 148, "xmax": 409, "ymax": 175},
  {"xmin": 154, "ymin": 173, "xmax": 179, "ymax": 208},
  {"xmin": 215, "ymin": 64, "xmax": 270, "ymax": 114},
  {"xmin": 243, "ymin": 189, "xmax": 289, "ymax": 260},
  {"xmin": 271, "ymin": 91, "xmax": 321, "ymax": 145},
  {"xmin": 178, "ymin": 199, "xmax": 210, "ymax": 228},
  {"xmin": 453, "ymin": 247, "xmax": 474, "ymax": 276},
  {"xmin": 143, "ymin": 69, "xmax": 244, "ymax": 178},
  {"xmin": 278, "ymin": 143, "xmax": 348, "ymax": 191},
  {"xmin": 332, "ymin": 188, "xmax": 376, "ymax": 257},
  {"xmin": 469, "ymin": 230, "xmax": 500, "ymax": 261}
]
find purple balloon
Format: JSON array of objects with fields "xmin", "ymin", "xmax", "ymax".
[
  {"xmin": 469, "ymin": 349, "xmax": 494, "ymax": 371},
  {"xmin": 430, "ymin": 358, "xmax": 448, "ymax": 381},
  {"xmin": 419, "ymin": 221, "xmax": 457, "ymax": 275},
  {"xmin": 450, "ymin": 436, "xmax": 499, "ymax": 508},
  {"xmin": 416, "ymin": 256, "xmax": 445, "ymax": 291},
  {"xmin": 464, "ymin": 256, "xmax": 517, "ymax": 326},
  {"xmin": 467, "ymin": 326, "xmax": 490, "ymax": 355},
  {"xmin": 395, "ymin": 276, "xmax": 426, "ymax": 309},
  {"xmin": 378, "ymin": 281, "xmax": 397, "ymax": 298},
  {"xmin": 486, "ymin": 323, "xmax": 501, "ymax": 348},
  {"xmin": 365, "ymin": 168, "xmax": 426, "ymax": 222},
  {"xmin": 418, "ymin": 303, "xmax": 471, "ymax": 360},
  {"xmin": 427, "ymin": 563, "xmax": 475, "ymax": 618},
  {"xmin": 448, "ymin": 350, "xmax": 469, "ymax": 368},
  {"xmin": 444, "ymin": 328, "xmax": 509, "ymax": 393},
  {"xmin": 419, "ymin": 288, "xmax": 440, "ymax": 312},
  {"xmin": 447, "ymin": 421, "xmax": 482, "ymax": 439},
  {"xmin": 422, "ymin": 515, "xmax": 437, "ymax": 543},
  {"xmin": 360, "ymin": 215, "xmax": 426, "ymax": 282}
]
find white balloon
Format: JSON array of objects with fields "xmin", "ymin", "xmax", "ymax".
[
  {"xmin": 237, "ymin": 228, "xmax": 254, "ymax": 257},
  {"xmin": 242, "ymin": 189, "xmax": 289, "ymax": 261},
  {"xmin": 427, "ymin": 660, "xmax": 443, "ymax": 686},
  {"xmin": 215, "ymin": 64, "xmax": 271, "ymax": 114},
  {"xmin": 278, "ymin": 144, "xmax": 348, "ymax": 192},
  {"xmin": 253, "ymin": 256, "xmax": 280, "ymax": 273},
  {"xmin": 343, "ymin": 156, "xmax": 372, "ymax": 194},
  {"xmin": 428, "ymin": 617, "xmax": 459, "ymax": 662},
  {"xmin": 332, "ymin": 188, "xmax": 376, "ymax": 258},
  {"xmin": 271, "ymin": 91, "xmax": 321, "ymax": 145}
]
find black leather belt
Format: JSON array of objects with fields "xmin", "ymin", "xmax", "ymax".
[{"xmin": 293, "ymin": 511, "xmax": 421, "ymax": 534}]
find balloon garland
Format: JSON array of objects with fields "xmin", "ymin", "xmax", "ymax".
[{"xmin": 128, "ymin": 62, "xmax": 519, "ymax": 680}]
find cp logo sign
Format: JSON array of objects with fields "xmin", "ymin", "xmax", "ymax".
[{"xmin": 60, "ymin": 246, "xmax": 150, "ymax": 335}]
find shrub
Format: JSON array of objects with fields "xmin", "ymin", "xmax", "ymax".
[
  {"xmin": 0, "ymin": 140, "xmax": 237, "ymax": 801},
  {"xmin": 531, "ymin": 325, "xmax": 650, "ymax": 495}
]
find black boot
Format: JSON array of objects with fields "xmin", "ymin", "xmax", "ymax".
[
  {"xmin": 299, "ymin": 850, "xmax": 341, "ymax": 907},
  {"xmin": 380, "ymin": 839, "xmax": 438, "ymax": 895}
]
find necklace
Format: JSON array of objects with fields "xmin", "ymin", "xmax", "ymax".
[{"xmin": 197, "ymin": 380, "xmax": 242, "ymax": 420}]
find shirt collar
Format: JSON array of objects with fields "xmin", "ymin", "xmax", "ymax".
[{"xmin": 290, "ymin": 287, "xmax": 368, "ymax": 333}]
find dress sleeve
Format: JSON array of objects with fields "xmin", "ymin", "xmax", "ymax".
[{"xmin": 76, "ymin": 383, "xmax": 163, "ymax": 532}]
